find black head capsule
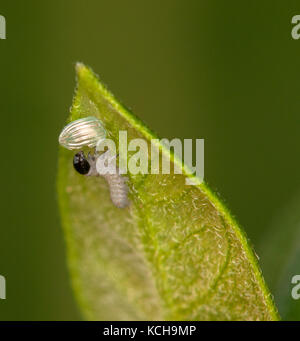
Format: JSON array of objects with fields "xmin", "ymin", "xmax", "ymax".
[{"xmin": 73, "ymin": 151, "xmax": 90, "ymax": 175}]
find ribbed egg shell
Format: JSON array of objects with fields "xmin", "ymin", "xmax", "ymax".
[{"xmin": 59, "ymin": 116, "xmax": 106, "ymax": 150}]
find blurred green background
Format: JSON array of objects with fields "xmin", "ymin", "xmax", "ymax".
[{"xmin": 0, "ymin": 0, "xmax": 299, "ymax": 320}]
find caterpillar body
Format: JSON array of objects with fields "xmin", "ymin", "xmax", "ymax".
[
  {"xmin": 73, "ymin": 150, "xmax": 129, "ymax": 209},
  {"xmin": 102, "ymin": 172, "xmax": 129, "ymax": 209}
]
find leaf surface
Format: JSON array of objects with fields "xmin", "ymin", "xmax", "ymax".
[{"xmin": 57, "ymin": 63, "xmax": 279, "ymax": 320}]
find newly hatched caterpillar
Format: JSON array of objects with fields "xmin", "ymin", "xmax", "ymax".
[
  {"xmin": 59, "ymin": 116, "xmax": 129, "ymax": 208},
  {"xmin": 73, "ymin": 150, "xmax": 129, "ymax": 208}
]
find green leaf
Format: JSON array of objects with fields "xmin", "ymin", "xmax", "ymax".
[
  {"xmin": 259, "ymin": 192, "xmax": 300, "ymax": 320},
  {"xmin": 57, "ymin": 63, "xmax": 279, "ymax": 321}
]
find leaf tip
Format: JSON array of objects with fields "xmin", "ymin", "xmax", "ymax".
[
  {"xmin": 75, "ymin": 61, "xmax": 86, "ymax": 73},
  {"xmin": 75, "ymin": 62, "xmax": 95, "ymax": 81}
]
